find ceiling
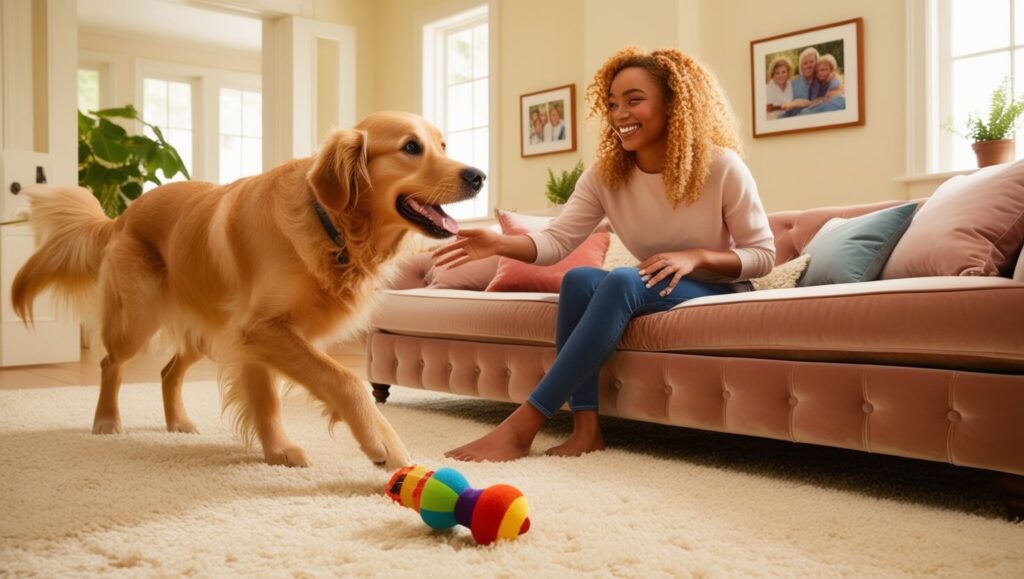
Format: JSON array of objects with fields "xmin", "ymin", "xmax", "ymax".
[{"xmin": 77, "ymin": 0, "xmax": 262, "ymax": 52}]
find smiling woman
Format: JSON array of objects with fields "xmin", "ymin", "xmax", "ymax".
[{"xmin": 432, "ymin": 46, "xmax": 775, "ymax": 463}]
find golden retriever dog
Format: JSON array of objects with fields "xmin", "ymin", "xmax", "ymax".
[{"xmin": 12, "ymin": 111, "xmax": 482, "ymax": 470}]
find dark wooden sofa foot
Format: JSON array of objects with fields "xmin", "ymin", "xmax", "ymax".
[
  {"xmin": 995, "ymin": 473, "xmax": 1024, "ymax": 521},
  {"xmin": 371, "ymin": 383, "xmax": 391, "ymax": 404}
]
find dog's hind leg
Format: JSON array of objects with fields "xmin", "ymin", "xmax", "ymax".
[
  {"xmin": 160, "ymin": 346, "xmax": 202, "ymax": 433},
  {"xmin": 93, "ymin": 240, "xmax": 164, "ymax": 434},
  {"xmin": 241, "ymin": 322, "xmax": 411, "ymax": 471}
]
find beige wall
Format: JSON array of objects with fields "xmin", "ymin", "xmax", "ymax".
[
  {"xmin": 313, "ymin": 0, "xmax": 375, "ymax": 121},
  {"xmin": 703, "ymin": 1, "xmax": 908, "ymax": 212},
  {"xmin": 369, "ymin": 0, "xmax": 916, "ymax": 215}
]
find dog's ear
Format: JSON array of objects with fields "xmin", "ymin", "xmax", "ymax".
[{"xmin": 307, "ymin": 129, "xmax": 369, "ymax": 211}]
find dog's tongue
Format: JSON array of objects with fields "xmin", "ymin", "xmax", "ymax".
[{"xmin": 407, "ymin": 197, "xmax": 459, "ymax": 235}]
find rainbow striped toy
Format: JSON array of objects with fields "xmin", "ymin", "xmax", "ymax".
[{"xmin": 385, "ymin": 465, "xmax": 531, "ymax": 545}]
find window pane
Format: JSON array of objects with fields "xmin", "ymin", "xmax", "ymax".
[
  {"xmin": 78, "ymin": 69, "xmax": 100, "ymax": 113},
  {"xmin": 242, "ymin": 137, "xmax": 261, "ymax": 176},
  {"xmin": 446, "ymin": 130, "xmax": 473, "ymax": 165},
  {"xmin": 166, "ymin": 128, "xmax": 193, "ymax": 177},
  {"xmin": 472, "ymin": 127, "xmax": 489, "ymax": 175},
  {"xmin": 220, "ymin": 89, "xmax": 241, "ymax": 135},
  {"xmin": 447, "ymin": 83, "xmax": 473, "ymax": 132},
  {"xmin": 242, "ymin": 91, "xmax": 262, "ymax": 138},
  {"xmin": 951, "ymin": 0, "xmax": 1010, "ymax": 56},
  {"xmin": 143, "ymin": 79, "xmax": 167, "ymax": 127},
  {"xmin": 447, "ymin": 29, "xmax": 473, "ymax": 83},
  {"xmin": 168, "ymin": 81, "xmax": 192, "ymax": 129},
  {"xmin": 473, "ymin": 78, "xmax": 488, "ymax": 128},
  {"xmin": 1017, "ymin": 0, "xmax": 1024, "ymax": 44},
  {"xmin": 951, "ymin": 52, "xmax": 1012, "ymax": 168},
  {"xmin": 220, "ymin": 135, "xmax": 241, "ymax": 184},
  {"xmin": 473, "ymin": 24, "xmax": 488, "ymax": 78},
  {"xmin": 1017, "ymin": 48, "xmax": 1024, "ymax": 158}
]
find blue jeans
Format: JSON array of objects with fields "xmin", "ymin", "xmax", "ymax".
[{"xmin": 526, "ymin": 267, "xmax": 740, "ymax": 417}]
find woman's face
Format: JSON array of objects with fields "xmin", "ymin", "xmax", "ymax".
[
  {"xmin": 816, "ymin": 61, "xmax": 833, "ymax": 82},
  {"xmin": 607, "ymin": 66, "xmax": 667, "ymax": 153},
  {"xmin": 772, "ymin": 63, "xmax": 790, "ymax": 86},
  {"xmin": 550, "ymin": 107, "xmax": 561, "ymax": 125},
  {"xmin": 532, "ymin": 117, "xmax": 544, "ymax": 134}
]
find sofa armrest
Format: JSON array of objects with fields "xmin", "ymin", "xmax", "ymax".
[{"xmin": 387, "ymin": 252, "xmax": 433, "ymax": 290}]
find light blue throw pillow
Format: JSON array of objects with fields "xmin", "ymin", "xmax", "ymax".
[{"xmin": 798, "ymin": 203, "xmax": 918, "ymax": 287}]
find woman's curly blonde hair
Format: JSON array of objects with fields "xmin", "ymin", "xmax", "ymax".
[{"xmin": 586, "ymin": 46, "xmax": 742, "ymax": 207}]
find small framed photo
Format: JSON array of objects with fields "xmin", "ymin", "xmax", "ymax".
[
  {"xmin": 520, "ymin": 84, "xmax": 577, "ymax": 157},
  {"xmin": 750, "ymin": 17, "xmax": 864, "ymax": 138}
]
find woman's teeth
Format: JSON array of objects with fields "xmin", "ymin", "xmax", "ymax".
[{"xmin": 619, "ymin": 124, "xmax": 639, "ymax": 136}]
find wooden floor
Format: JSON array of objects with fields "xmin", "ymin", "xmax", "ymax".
[{"xmin": 0, "ymin": 340, "xmax": 368, "ymax": 391}]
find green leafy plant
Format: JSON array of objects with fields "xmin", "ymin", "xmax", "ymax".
[
  {"xmin": 78, "ymin": 104, "xmax": 190, "ymax": 218},
  {"xmin": 544, "ymin": 160, "xmax": 585, "ymax": 205},
  {"xmin": 944, "ymin": 78, "xmax": 1024, "ymax": 143}
]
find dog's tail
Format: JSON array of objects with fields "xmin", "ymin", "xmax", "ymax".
[{"xmin": 11, "ymin": 185, "xmax": 115, "ymax": 325}]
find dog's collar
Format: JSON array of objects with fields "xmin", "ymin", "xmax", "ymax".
[{"xmin": 313, "ymin": 201, "xmax": 349, "ymax": 265}]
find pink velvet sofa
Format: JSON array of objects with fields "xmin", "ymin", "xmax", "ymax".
[{"xmin": 366, "ymin": 199, "xmax": 1024, "ymax": 517}]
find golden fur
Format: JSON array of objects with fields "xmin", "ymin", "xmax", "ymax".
[
  {"xmin": 11, "ymin": 112, "xmax": 482, "ymax": 469},
  {"xmin": 585, "ymin": 46, "xmax": 742, "ymax": 208}
]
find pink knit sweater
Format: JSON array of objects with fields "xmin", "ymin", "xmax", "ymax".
[{"xmin": 526, "ymin": 149, "xmax": 776, "ymax": 284}]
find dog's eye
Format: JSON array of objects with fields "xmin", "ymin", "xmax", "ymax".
[{"xmin": 403, "ymin": 141, "xmax": 422, "ymax": 155}]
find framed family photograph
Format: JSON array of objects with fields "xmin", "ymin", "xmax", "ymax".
[
  {"xmin": 520, "ymin": 84, "xmax": 577, "ymax": 157},
  {"xmin": 750, "ymin": 17, "xmax": 864, "ymax": 138}
]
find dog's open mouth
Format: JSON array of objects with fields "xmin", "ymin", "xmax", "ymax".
[{"xmin": 396, "ymin": 195, "xmax": 459, "ymax": 238}]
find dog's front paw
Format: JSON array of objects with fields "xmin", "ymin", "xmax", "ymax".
[
  {"xmin": 92, "ymin": 419, "xmax": 122, "ymax": 434},
  {"xmin": 264, "ymin": 445, "xmax": 311, "ymax": 468},
  {"xmin": 167, "ymin": 420, "xmax": 199, "ymax": 434}
]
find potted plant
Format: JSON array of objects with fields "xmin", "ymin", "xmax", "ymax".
[
  {"xmin": 78, "ymin": 104, "xmax": 190, "ymax": 218},
  {"xmin": 545, "ymin": 159, "xmax": 585, "ymax": 206},
  {"xmin": 946, "ymin": 79, "xmax": 1024, "ymax": 168}
]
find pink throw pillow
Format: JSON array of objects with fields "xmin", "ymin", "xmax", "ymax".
[
  {"xmin": 882, "ymin": 159, "xmax": 1024, "ymax": 278},
  {"xmin": 485, "ymin": 209, "xmax": 610, "ymax": 293},
  {"xmin": 427, "ymin": 255, "xmax": 500, "ymax": 290}
]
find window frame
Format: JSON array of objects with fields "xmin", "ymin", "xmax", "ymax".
[
  {"xmin": 907, "ymin": 0, "xmax": 1022, "ymax": 175},
  {"xmin": 135, "ymin": 59, "xmax": 260, "ymax": 184},
  {"xmin": 420, "ymin": 1, "xmax": 498, "ymax": 223}
]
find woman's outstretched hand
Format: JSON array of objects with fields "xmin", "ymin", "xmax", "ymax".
[
  {"xmin": 637, "ymin": 249, "xmax": 705, "ymax": 297},
  {"xmin": 432, "ymin": 228, "xmax": 503, "ymax": 269}
]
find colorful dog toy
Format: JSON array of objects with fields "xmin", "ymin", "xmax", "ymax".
[{"xmin": 386, "ymin": 465, "xmax": 530, "ymax": 545}]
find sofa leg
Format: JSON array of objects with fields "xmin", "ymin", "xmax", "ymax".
[
  {"xmin": 371, "ymin": 383, "xmax": 391, "ymax": 404},
  {"xmin": 995, "ymin": 473, "xmax": 1024, "ymax": 521}
]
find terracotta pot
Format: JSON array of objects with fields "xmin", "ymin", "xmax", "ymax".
[{"xmin": 971, "ymin": 139, "xmax": 1015, "ymax": 168}]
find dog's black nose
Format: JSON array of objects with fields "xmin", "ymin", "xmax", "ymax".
[{"xmin": 461, "ymin": 168, "xmax": 486, "ymax": 192}]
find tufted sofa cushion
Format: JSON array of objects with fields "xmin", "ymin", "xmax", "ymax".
[{"xmin": 372, "ymin": 276, "xmax": 1024, "ymax": 373}]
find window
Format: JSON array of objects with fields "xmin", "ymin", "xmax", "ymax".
[
  {"xmin": 142, "ymin": 78, "xmax": 194, "ymax": 186},
  {"xmin": 423, "ymin": 4, "xmax": 493, "ymax": 221},
  {"xmin": 916, "ymin": 0, "xmax": 1024, "ymax": 172},
  {"xmin": 219, "ymin": 88, "xmax": 262, "ymax": 184},
  {"xmin": 136, "ymin": 62, "xmax": 261, "ymax": 186},
  {"xmin": 77, "ymin": 69, "xmax": 100, "ymax": 113},
  {"xmin": 942, "ymin": 0, "xmax": 1023, "ymax": 169}
]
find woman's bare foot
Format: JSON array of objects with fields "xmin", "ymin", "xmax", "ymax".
[
  {"xmin": 545, "ymin": 410, "xmax": 606, "ymax": 457},
  {"xmin": 445, "ymin": 403, "xmax": 546, "ymax": 462}
]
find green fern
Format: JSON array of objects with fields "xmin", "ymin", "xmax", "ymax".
[
  {"xmin": 545, "ymin": 160, "xmax": 585, "ymax": 205},
  {"xmin": 944, "ymin": 78, "xmax": 1024, "ymax": 142}
]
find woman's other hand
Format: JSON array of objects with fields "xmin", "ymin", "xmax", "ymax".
[
  {"xmin": 432, "ymin": 228, "xmax": 503, "ymax": 269},
  {"xmin": 637, "ymin": 249, "xmax": 705, "ymax": 296}
]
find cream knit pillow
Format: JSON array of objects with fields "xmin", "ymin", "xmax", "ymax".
[
  {"xmin": 602, "ymin": 233, "xmax": 639, "ymax": 270},
  {"xmin": 750, "ymin": 254, "xmax": 811, "ymax": 290}
]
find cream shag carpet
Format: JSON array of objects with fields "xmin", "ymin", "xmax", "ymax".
[{"xmin": 2, "ymin": 381, "xmax": 1022, "ymax": 577}]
